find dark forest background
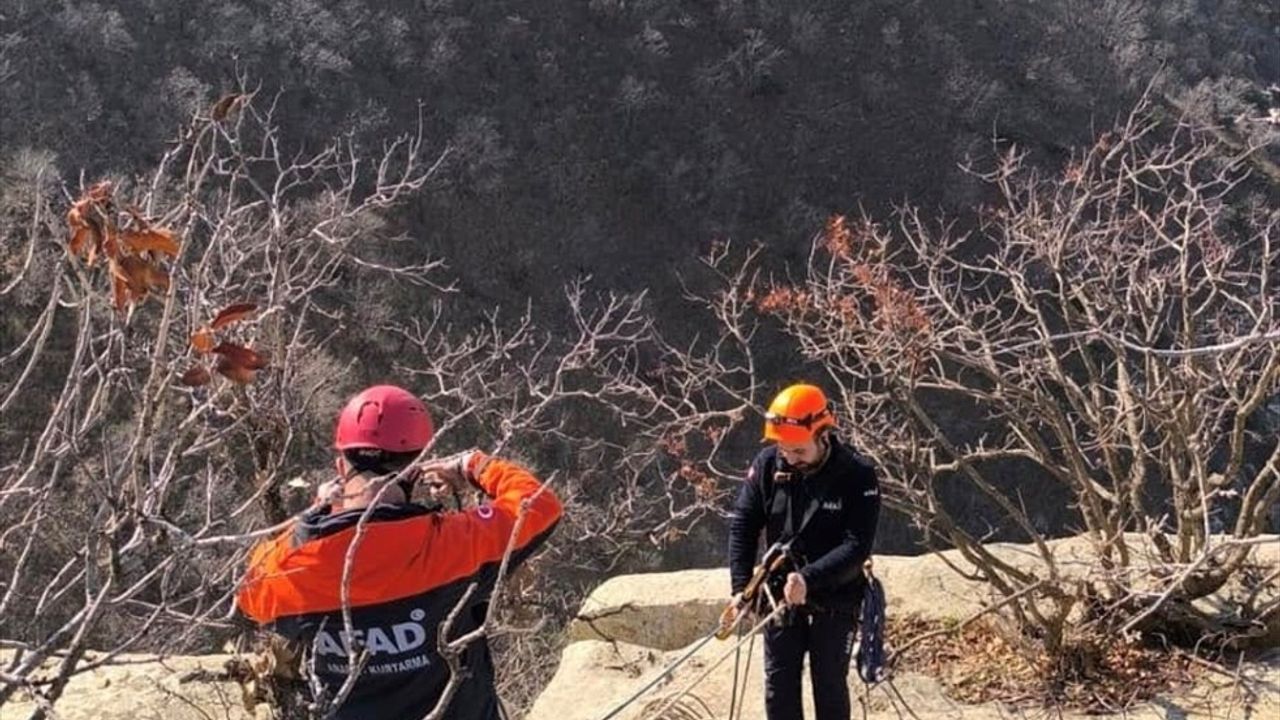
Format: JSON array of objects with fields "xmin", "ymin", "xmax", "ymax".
[
  {"xmin": 5, "ymin": 0, "xmax": 1276, "ymax": 312},
  {"xmin": 4, "ymin": 0, "xmax": 1279, "ymax": 546}
]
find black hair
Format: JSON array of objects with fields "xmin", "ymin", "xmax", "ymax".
[{"xmin": 342, "ymin": 448, "xmax": 421, "ymax": 500}]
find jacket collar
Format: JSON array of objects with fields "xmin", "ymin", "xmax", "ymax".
[{"xmin": 292, "ymin": 502, "xmax": 437, "ymax": 545}]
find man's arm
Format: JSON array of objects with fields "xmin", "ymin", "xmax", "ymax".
[
  {"xmin": 798, "ymin": 463, "xmax": 879, "ymax": 590},
  {"xmin": 420, "ymin": 453, "xmax": 563, "ymax": 581},
  {"xmin": 235, "ymin": 454, "xmax": 563, "ymax": 625},
  {"xmin": 236, "ymin": 529, "xmax": 294, "ymax": 624},
  {"xmin": 728, "ymin": 456, "xmax": 768, "ymax": 594}
]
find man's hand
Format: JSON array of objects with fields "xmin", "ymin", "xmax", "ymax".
[
  {"xmin": 718, "ymin": 593, "xmax": 754, "ymax": 636},
  {"xmin": 417, "ymin": 450, "xmax": 483, "ymax": 493},
  {"xmin": 783, "ymin": 572, "xmax": 807, "ymax": 606}
]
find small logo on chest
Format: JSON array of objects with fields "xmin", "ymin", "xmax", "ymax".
[{"xmin": 821, "ymin": 499, "xmax": 842, "ymax": 511}]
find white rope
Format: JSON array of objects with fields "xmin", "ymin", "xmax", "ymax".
[
  {"xmin": 594, "ymin": 629, "xmax": 719, "ymax": 720},
  {"xmin": 640, "ymin": 604, "xmax": 789, "ymax": 720},
  {"xmin": 593, "ymin": 603, "xmax": 788, "ymax": 720}
]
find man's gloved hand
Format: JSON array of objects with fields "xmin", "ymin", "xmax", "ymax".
[{"xmin": 417, "ymin": 450, "xmax": 488, "ymax": 493}]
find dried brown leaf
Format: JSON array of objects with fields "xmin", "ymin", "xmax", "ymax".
[
  {"xmin": 121, "ymin": 228, "xmax": 179, "ymax": 257},
  {"xmin": 215, "ymin": 355, "xmax": 257, "ymax": 385},
  {"xmin": 211, "ymin": 342, "xmax": 269, "ymax": 370},
  {"xmin": 113, "ymin": 255, "xmax": 154, "ymax": 294},
  {"xmin": 210, "ymin": 303, "xmax": 258, "ymax": 330},
  {"xmin": 181, "ymin": 366, "xmax": 212, "ymax": 387},
  {"xmin": 108, "ymin": 256, "xmax": 170, "ymax": 309},
  {"xmin": 67, "ymin": 201, "xmax": 107, "ymax": 264},
  {"xmin": 70, "ymin": 225, "xmax": 99, "ymax": 261}
]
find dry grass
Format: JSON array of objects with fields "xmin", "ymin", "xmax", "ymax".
[{"xmin": 888, "ymin": 617, "xmax": 1198, "ymax": 714}]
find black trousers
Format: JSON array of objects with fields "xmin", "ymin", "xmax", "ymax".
[{"xmin": 763, "ymin": 608, "xmax": 857, "ymax": 720}]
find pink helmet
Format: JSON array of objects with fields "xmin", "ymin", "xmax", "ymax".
[{"xmin": 333, "ymin": 385, "xmax": 434, "ymax": 452}]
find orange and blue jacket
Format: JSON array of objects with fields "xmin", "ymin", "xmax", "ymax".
[{"xmin": 236, "ymin": 456, "xmax": 562, "ymax": 719}]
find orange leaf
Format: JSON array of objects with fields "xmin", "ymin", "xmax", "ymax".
[
  {"xmin": 101, "ymin": 226, "xmax": 120, "ymax": 261},
  {"xmin": 181, "ymin": 366, "xmax": 212, "ymax": 387},
  {"xmin": 108, "ymin": 256, "xmax": 169, "ymax": 309},
  {"xmin": 67, "ymin": 201, "xmax": 107, "ymax": 263},
  {"xmin": 70, "ymin": 225, "xmax": 100, "ymax": 261},
  {"xmin": 113, "ymin": 255, "xmax": 151, "ymax": 294},
  {"xmin": 122, "ymin": 228, "xmax": 179, "ymax": 257},
  {"xmin": 215, "ymin": 356, "xmax": 257, "ymax": 384},
  {"xmin": 211, "ymin": 342, "xmax": 269, "ymax": 370},
  {"xmin": 191, "ymin": 327, "xmax": 216, "ymax": 354},
  {"xmin": 210, "ymin": 303, "xmax": 258, "ymax": 330},
  {"xmin": 111, "ymin": 272, "xmax": 130, "ymax": 311},
  {"xmin": 67, "ymin": 204, "xmax": 86, "ymax": 244}
]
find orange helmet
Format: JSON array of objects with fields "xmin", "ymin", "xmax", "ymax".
[{"xmin": 762, "ymin": 384, "xmax": 836, "ymax": 444}]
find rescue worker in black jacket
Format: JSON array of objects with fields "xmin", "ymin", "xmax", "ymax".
[{"xmin": 727, "ymin": 383, "xmax": 880, "ymax": 720}]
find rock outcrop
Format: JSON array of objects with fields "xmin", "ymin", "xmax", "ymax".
[
  {"xmin": 3, "ymin": 535, "xmax": 1275, "ymax": 719},
  {"xmin": 0, "ymin": 653, "xmax": 257, "ymax": 720},
  {"xmin": 531, "ymin": 534, "xmax": 1280, "ymax": 720}
]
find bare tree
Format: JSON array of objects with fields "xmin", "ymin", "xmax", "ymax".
[
  {"xmin": 678, "ymin": 99, "xmax": 1279, "ymax": 681},
  {"xmin": 0, "ymin": 81, "xmax": 740, "ymax": 717},
  {"xmin": 0, "ymin": 81, "xmax": 451, "ymax": 714},
  {"xmin": 375, "ymin": 275, "xmax": 766, "ymax": 716}
]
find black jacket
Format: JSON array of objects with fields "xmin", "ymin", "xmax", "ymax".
[{"xmin": 728, "ymin": 438, "xmax": 880, "ymax": 611}]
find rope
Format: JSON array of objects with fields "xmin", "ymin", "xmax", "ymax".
[
  {"xmin": 728, "ymin": 622, "xmax": 742, "ymax": 720},
  {"xmin": 593, "ymin": 629, "xmax": 719, "ymax": 720},
  {"xmin": 727, "ymin": 617, "xmax": 752, "ymax": 717},
  {"xmin": 737, "ymin": 625, "xmax": 752, "ymax": 712},
  {"xmin": 593, "ymin": 603, "xmax": 785, "ymax": 720},
  {"xmin": 601, "ymin": 561, "xmax": 888, "ymax": 719},
  {"xmin": 641, "ymin": 604, "xmax": 789, "ymax": 720}
]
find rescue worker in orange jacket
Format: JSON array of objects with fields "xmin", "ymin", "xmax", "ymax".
[{"xmin": 236, "ymin": 385, "xmax": 562, "ymax": 719}]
